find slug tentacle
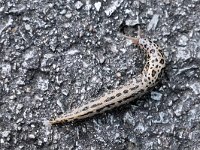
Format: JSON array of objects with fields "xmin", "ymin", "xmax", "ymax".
[{"xmin": 49, "ymin": 35, "xmax": 166, "ymax": 125}]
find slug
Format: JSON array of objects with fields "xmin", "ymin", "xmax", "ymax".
[{"xmin": 49, "ymin": 35, "xmax": 166, "ymax": 125}]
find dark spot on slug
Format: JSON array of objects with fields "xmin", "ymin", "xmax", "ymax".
[
  {"xmin": 145, "ymin": 63, "xmax": 149, "ymax": 70},
  {"xmin": 155, "ymin": 65, "xmax": 159, "ymax": 68},
  {"xmin": 152, "ymin": 70, "xmax": 156, "ymax": 77},
  {"xmin": 91, "ymin": 103, "xmax": 102, "ymax": 108},
  {"xmin": 116, "ymin": 93, "xmax": 122, "ymax": 97},
  {"xmin": 105, "ymin": 98, "xmax": 110, "ymax": 102},
  {"xmin": 79, "ymin": 111, "xmax": 93, "ymax": 117},
  {"xmin": 130, "ymin": 85, "xmax": 139, "ymax": 91},
  {"xmin": 160, "ymin": 59, "xmax": 165, "ymax": 64},
  {"xmin": 110, "ymin": 96, "xmax": 115, "ymax": 99},
  {"xmin": 123, "ymin": 96, "xmax": 131, "ymax": 101},
  {"xmin": 66, "ymin": 117, "xmax": 74, "ymax": 120},
  {"xmin": 158, "ymin": 72, "xmax": 162, "ymax": 79},
  {"xmin": 157, "ymin": 68, "xmax": 164, "ymax": 79},
  {"xmin": 105, "ymin": 96, "xmax": 116, "ymax": 102},
  {"xmin": 138, "ymin": 89, "xmax": 145, "ymax": 93},
  {"xmin": 117, "ymin": 100, "xmax": 123, "ymax": 103},
  {"xmin": 106, "ymin": 103, "xmax": 116, "ymax": 108},
  {"xmin": 96, "ymin": 107, "xmax": 105, "ymax": 113},
  {"xmin": 123, "ymin": 90, "xmax": 129, "ymax": 93},
  {"xmin": 72, "ymin": 119, "xmax": 78, "ymax": 122},
  {"xmin": 82, "ymin": 106, "xmax": 89, "ymax": 111},
  {"xmin": 150, "ymin": 49, "xmax": 155, "ymax": 54},
  {"xmin": 158, "ymin": 49, "xmax": 163, "ymax": 53}
]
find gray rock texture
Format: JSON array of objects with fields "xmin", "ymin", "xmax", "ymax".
[{"xmin": 0, "ymin": 0, "xmax": 200, "ymax": 150}]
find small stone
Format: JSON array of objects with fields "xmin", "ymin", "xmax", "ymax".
[
  {"xmin": 22, "ymin": 49, "xmax": 40, "ymax": 69},
  {"xmin": 43, "ymin": 137, "xmax": 48, "ymax": 142},
  {"xmin": 114, "ymin": 133, "xmax": 120, "ymax": 140},
  {"xmin": 110, "ymin": 44, "xmax": 118, "ymax": 53},
  {"xmin": 65, "ymin": 13, "xmax": 72, "ymax": 18},
  {"xmin": 2, "ymin": 131, "xmax": 10, "ymax": 138},
  {"xmin": 174, "ymin": 104, "xmax": 183, "ymax": 117},
  {"xmin": 119, "ymin": 48, "xmax": 127, "ymax": 53},
  {"xmin": 116, "ymin": 72, "xmax": 121, "ymax": 78},
  {"xmin": 60, "ymin": 9, "xmax": 66, "ymax": 15},
  {"xmin": 16, "ymin": 104, "xmax": 23, "ymax": 110},
  {"xmin": 16, "ymin": 104, "xmax": 24, "ymax": 114},
  {"xmin": 67, "ymin": 49, "xmax": 80, "ymax": 55},
  {"xmin": 176, "ymin": 47, "xmax": 190, "ymax": 60},
  {"xmin": 0, "ymin": 139, "xmax": 4, "ymax": 144},
  {"xmin": 147, "ymin": 14, "xmax": 159, "ymax": 31},
  {"xmin": 151, "ymin": 92, "xmax": 162, "ymax": 101},
  {"xmin": 41, "ymin": 53, "xmax": 54, "ymax": 69},
  {"xmin": 98, "ymin": 54, "xmax": 105, "ymax": 64},
  {"xmin": 123, "ymin": 112, "xmax": 135, "ymax": 125},
  {"xmin": 24, "ymin": 23, "xmax": 31, "ymax": 30},
  {"xmin": 18, "ymin": 145, "xmax": 24, "ymax": 149},
  {"xmin": 134, "ymin": 122, "xmax": 146, "ymax": 133},
  {"xmin": 38, "ymin": 140, "xmax": 43, "ymax": 146},
  {"xmin": 61, "ymin": 89, "xmax": 69, "ymax": 96},
  {"xmin": 28, "ymin": 134, "xmax": 35, "ymax": 139},
  {"xmin": 16, "ymin": 118, "xmax": 23, "ymax": 123},
  {"xmin": 75, "ymin": 1, "xmax": 83, "ymax": 10},
  {"xmin": 0, "ymin": 6, "xmax": 4, "ymax": 12},
  {"xmin": 37, "ymin": 77, "xmax": 49, "ymax": 91},
  {"xmin": 1, "ymin": 63, "xmax": 11, "ymax": 77},
  {"xmin": 146, "ymin": 8, "xmax": 153, "ymax": 16},
  {"xmin": 125, "ymin": 17, "xmax": 139, "ymax": 26},
  {"xmin": 9, "ymin": 95, "xmax": 17, "ymax": 100},
  {"xmin": 105, "ymin": 0, "xmax": 123, "ymax": 16},
  {"xmin": 94, "ymin": 2, "xmax": 101, "ymax": 11},
  {"xmin": 178, "ymin": 35, "xmax": 189, "ymax": 46},
  {"xmin": 190, "ymin": 82, "xmax": 200, "ymax": 95},
  {"xmin": 85, "ymin": 1, "xmax": 92, "ymax": 11}
]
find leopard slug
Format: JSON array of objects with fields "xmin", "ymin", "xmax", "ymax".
[{"xmin": 49, "ymin": 35, "xmax": 166, "ymax": 125}]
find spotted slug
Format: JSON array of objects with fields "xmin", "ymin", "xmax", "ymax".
[{"xmin": 49, "ymin": 35, "xmax": 166, "ymax": 125}]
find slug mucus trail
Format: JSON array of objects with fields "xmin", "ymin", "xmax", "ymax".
[{"xmin": 49, "ymin": 35, "xmax": 166, "ymax": 125}]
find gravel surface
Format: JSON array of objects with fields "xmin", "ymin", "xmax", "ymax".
[{"xmin": 0, "ymin": 0, "xmax": 200, "ymax": 150}]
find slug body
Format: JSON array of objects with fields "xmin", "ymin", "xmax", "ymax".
[{"xmin": 49, "ymin": 37, "xmax": 165, "ymax": 125}]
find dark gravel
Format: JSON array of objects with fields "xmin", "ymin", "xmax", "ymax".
[{"xmin": 0, "ymin": 0, "xmax": 200, "ymax": 150}]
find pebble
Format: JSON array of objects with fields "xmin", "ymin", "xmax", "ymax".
[
  {"xmin": 105, "ymin": 0, "xmax": 124, "ymax": 16},
  {"xmin": 147, "ymin": 14, "xmax": 159, "ymax": 31},
  {"xmin": 2, "ymin": 131, "xmax": 10, "ymax": 138},
  {"xmin": 37, "ymin": 77, "xmax": 49, "ymax": 91},
  {"xmin": 28, "ymin": 134, "xmax": 35, "ymax": 139},
  {"xmin": 75, "ymin": 1, "xmax": 83, "ymax": 10},
  {"xmin": 94, "ymin": 2, "xmax": 101, "ymax": 12},
  {"xmin": 178, "ymin": 35, "xmax": 189, "ymax": 46},
  {"xmin": 151, "ymin": 92, "xmax": 162, "ymax": 101}
]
